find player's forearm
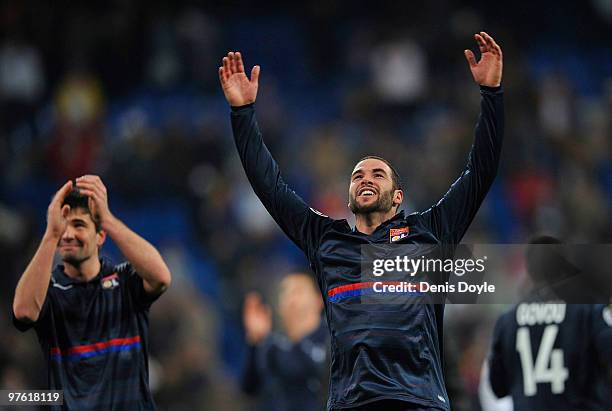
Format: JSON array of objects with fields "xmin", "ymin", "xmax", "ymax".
[
  {"xmin": 231, "ymin": 104, "xmax": 282, "ymax": 206},
  {"xmin": 469, "ymin": 86, "xmax": 504, "ymax": 187},
  {"xmin": 230, "ymin": 104, "xmax": 310, "ymax": 248},
  {"xmin": 102, "ymin": 215, "xmax": 171, "ymax": 293},
  {"xmin": 424, "ymin": 86, "xmax": 504, "ymax": 244},
  {"xmin": 13, "ymin": 233, "xmax": 57, "ymax": 322}
]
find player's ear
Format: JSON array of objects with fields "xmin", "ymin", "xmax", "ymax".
[
  {"xmin": 96, "ymin": 230, "xmax": 106, "ymax": 248},
  {"xmin": 393, "ymin": 189, "xmax": 404, "ymax": 207}
]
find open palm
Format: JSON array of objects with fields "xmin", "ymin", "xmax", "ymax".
[
  {"xmin": 464, "ymin": 32, "xmax": 503, "ymax": 87},
  {"xmin": 219, "ymin": 52, "xmax": 260, "ymax": 107},
  {"xmin": 243, "ymin": 292, "xmax": 272, "ymax": 344}
]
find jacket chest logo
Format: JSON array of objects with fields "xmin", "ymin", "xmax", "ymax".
[
  {"xmin": 101, "ymin": 273, "xmax": 119, "ymax": 290},
  {"xmin": 390, "ymin": 227, "xmax": 410, "ymax": 242}
]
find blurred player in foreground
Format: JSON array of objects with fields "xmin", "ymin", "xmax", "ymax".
[
  {"xmin": 220, "ymin": 31, "xmax": 503, "ymax": 410},
  {"xmin": 484, "ymin": 236, "xmax": 612, "ymax": 410},
  {"xmin": 12, "ymin": 176, "xmax": 172, "ymax": 410},
  {"xmin": 241, "ymin": 272, "xmax": 327, "ymax": 411}
]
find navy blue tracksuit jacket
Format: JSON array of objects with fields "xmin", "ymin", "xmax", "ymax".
[
  {"xmin": 13, "ymin": 260, "xmax": 158, "ymax": 410},
  {"xmin": 230, "ymin": 85, "xmax": 504, "ymax": 410}
]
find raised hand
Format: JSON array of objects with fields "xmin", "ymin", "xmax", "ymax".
[
  {"xmin": 464, "ymin": 32, "xmax": 503, "ymax": 87},
  {"xmin": 46, "ymin": 181, "xmax": 74, "ymax": 239},
  {"xmin": 75, "ymin": 175, "xmax": 113, "ymax": 227},
  {"xmin": 219, "ymin": 51, "xmax": 260, "ymax": 107},
  {"xmin": 243, "ymin": 292, "xmax": 272, "ymax": 345}
]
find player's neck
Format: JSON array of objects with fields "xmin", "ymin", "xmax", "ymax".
[
  {"xmin": 355, "ymin": 209, "xmax": 397, "ymax": 235},
  {"xmin": 64, "ymin": 255, "xmax": 101, "ymax": 282}
]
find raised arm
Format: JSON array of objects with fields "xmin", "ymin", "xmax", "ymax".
[
  {"xmin": 76, "ymin": 175, "xmax": 171, "ymax": 295},
  {"xmin": 13, "ymin": 181, "xmax": 72, "ymax": 323},
  {"xmin": 421, "ymin": 32, "xmax": 504, "ymax": 244},
  {"xmin": 219, "ymin": 52, "xmax": 331, "ymax": 253}
]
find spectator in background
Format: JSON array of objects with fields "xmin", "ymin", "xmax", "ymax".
[
  {"xmin": 150, "ymin": 281, "xmax": 242, "ymax": 411},
  {"xmin": 0, "ymin": 35, "xmax": 45, "ymax": 133},
  {"xmin": 369, "ymin": 35, "xmax": 427, "ymax": 106},
  {"xmin": 242, "ymin": 273, "xmax": 327, "ymax": 411},
  {"xmin": 46, "ymin": 71, "xmax": 105, "ymax": 181}
]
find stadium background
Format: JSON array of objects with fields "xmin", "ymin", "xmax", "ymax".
[{"xmin": 0, "ymin": 1, "xmax": 610, "ymax": 409}]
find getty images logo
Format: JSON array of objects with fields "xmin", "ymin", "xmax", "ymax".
[{"xmin": 372, "ymin": 255, "xmax": 487, "ymax": 277}]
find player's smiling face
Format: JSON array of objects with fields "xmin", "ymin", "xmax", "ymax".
[
  {"xmin": 348, "ymin": 158, "xmax": 401, "ymax": 215},
  {"xmin": 58, "ymin": 208, "xmax": 105, "ymax": 266}
]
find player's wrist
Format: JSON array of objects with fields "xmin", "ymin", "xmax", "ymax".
[
  {"xmin": 480, "ymin": 84, "xmax": 502, "ymax": 93},
  {"xmin": 43, "ymin": 227, "xmax": 62, "ymax": 242},
  {"xmin": 246, "ymin": 330, "xmax": 267, "ymax": 345},
  {"xmin": 99, "ymin": 213, "xmax": 118, "ymax": 233},
  {"xmin": 231, "ymin": 102, "xmax": 255, "ymax": 111}
]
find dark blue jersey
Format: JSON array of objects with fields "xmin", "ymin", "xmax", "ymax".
[
  {"xmin": 230, "ymin": 85, "xmax": 503, "ymax": 410},
  {"xmin": 13, "ymin": 259, "xmax": 160, "ymax": 411},
  {"xmin": 488, "ymin": 303, "xmax": 612, "ymax": 410},
  {"xmin": 241, "ymin": 323, "xmax": 328, "ymax": 411}
]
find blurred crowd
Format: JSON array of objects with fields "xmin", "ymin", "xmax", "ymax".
[{"xmin": 0, "ymin": 1, "xmax": 610, "ymax": 410}]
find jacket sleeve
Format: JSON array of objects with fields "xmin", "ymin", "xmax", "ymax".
[
  {"xmin": 12, "ymin": 280, "xmax": 52, "ymax": 333},
  {"xmin": 420, "ymin": 86, "xmax": 504, "ymax": 244},
  {"xmin": 240, "ymin": 344, "xmax": 262, "ymax": 396},
  {"xmin": 12, "ymin": 296, "xmax": 50, "ymax": 332},
  {"xmin": 121, "ymin": 262, "xmax": 161, "ymax": 311},
  {"xmin": 231, "ymin": 104, "xmax": 333, "ymax": 255},
  {"xmin": 488, "ymin": 315, "xmax": 510, "ymax": 398}
]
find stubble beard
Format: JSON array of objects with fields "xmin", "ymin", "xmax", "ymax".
[
  {"xmin": 61, "ymin": 250, "xmax": 91, "ymax": 268},
  {"xmin": 349, "ymin": 189, "xmax": 394, "ymax": 215}
]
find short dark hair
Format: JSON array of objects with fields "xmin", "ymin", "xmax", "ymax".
[
  {"xmin": 357, "ymin": 155, "xmax": 403, "ymax": 191},
  {"xmin": 526, "ymin": 235, "xmax": 564, "ymax": 284},
  {"xmin": 62, "ymin": 189, "xmax": 101, "ymax": 232}
]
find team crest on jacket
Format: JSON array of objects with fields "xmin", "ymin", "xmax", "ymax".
[
  {"xmin": 390, "ymin": 227, "xmax": 409, "ymax": 242},
  {"xmin": 101, "ymin": 273, "xmax": 119, "ymax": 290}
]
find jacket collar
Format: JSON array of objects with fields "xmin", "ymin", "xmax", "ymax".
[
  {"xmin": 54, "ymin": 258, "xmax": 112, "ymax": 286},
  {"xmin": 352, "ymin": 210, "xmax": 406, "ymax": 234}
]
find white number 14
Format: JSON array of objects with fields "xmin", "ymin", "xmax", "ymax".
[{"xmin": 516, "ymin": 325, "xmax": 569, "ymax": 396}]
